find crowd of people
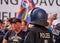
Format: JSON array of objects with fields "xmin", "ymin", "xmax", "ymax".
[{"xmin": 0, "ymin": 7, "xmax": 60, "ymax": 43}]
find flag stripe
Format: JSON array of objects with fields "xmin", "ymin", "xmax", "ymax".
[{"xmin": 17, "ymin": 0, "xmax": 35, "ymax": 23}]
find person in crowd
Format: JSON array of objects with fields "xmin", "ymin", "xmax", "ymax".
[
  {"xmin": 21, "ymin": 20, "xmax": 28, "ymax": 32},
  {"xmin": 4, "ymin": 18, "xmax": 10, "ymax": 27},
  {"xmin": 2, "ymin": 17, "xmax": 17, "ymax": 34},
  {"xmin": 1, "ymin": 18, "xmax": 12, "ymax": 35},
  {"xmin": 0, "ymin": 20, "xmax": 3, "ymax": 30},
  {"xmin": 47, "ymin": 13, "xmax": 57, "ymax": 27},
  {"xmin": 52, "ymin": 19, "xmax": 60, "ymax": 43},
  {"xmin": 24, "ymin": 7, "xmax": 53, "ymax": 43},
  {"xmin": 2, "ymin": 18, "xmax": 26, "ymax": 43},
  {"xmin": 1, "ymin": 20, "xmax": 5, "ymax": 30},
  {"xmin": 47, "ymin": 13, "xmax": 57, "ymax": 31},
  {"xmin": 54, "ymin": 23, "xmax": 60, "ymax": 43},
  {"xmin": 0, "ymin": 20, "xmax": 4, "ymax": 43}
]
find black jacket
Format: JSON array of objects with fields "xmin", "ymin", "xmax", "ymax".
[
  {"xmin": 52, "ymin": 26, "xmax": 60, "ymax": 43},
  {"xmin": 0, "ymin": 31, "xmax": 4, "ymax": 43},
  {"xmin": 24, "ymin": 26, "xmax": 53, "ymax": 43}
]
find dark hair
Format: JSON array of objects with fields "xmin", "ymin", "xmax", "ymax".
[
  {"xmin": 0, "ymin": 19, "xmax": 2, "ymax": 24},
  {"xmin": 12, "ymin": 18, "xmax": 21, "ymax": 23},
  {"xmin": 8, "ymin": 18, "xmax": 21, "ymax": 24}
]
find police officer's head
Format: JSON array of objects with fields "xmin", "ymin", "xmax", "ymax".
[{"xmin": 30, "ymin": 7, "xmax": 48, "ymax": 26}]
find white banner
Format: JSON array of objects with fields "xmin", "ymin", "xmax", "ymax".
[
  {"xmin": 0, "ymin": 0, "xmax": 20, "ymax": 20},
  {"xmin": 0, "ymin": 0, "xmax": 60, "ymax": 20}
]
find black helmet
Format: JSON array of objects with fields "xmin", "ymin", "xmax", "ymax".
[{"xmin": 30, "ymin": 7, "xmax": 48, "ymax": 26}]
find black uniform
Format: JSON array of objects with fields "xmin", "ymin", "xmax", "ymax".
[
  {"xmin": 4, "ymin": 30, "xmax": 26, "ymax": 43},
  {"xmin": 52, "ymin": 26, "xmax": 60, "ymax": 43},
  {"xmin": 24, "ymin": 26, "xmax": 53, "ymax": 43},
  {"xmin": 24, "ymin": 7, "xmax": 54, "ymax": 43}
]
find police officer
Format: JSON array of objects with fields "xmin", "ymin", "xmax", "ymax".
[
  {"xmin": 24, "ymin": 7, "xmax": 53, "ymax": 43},
  {"xmin": 54, "ymin": 25, "xmax": 60, "ymax": 43},
  {"xmin": 52, "ymin": 19, "xmax": 60, "ymax": 43}
]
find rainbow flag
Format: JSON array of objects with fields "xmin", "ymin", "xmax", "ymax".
[{"xmin": 17, "ymin": 0, "xmax": 35, "ymax": 23}]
